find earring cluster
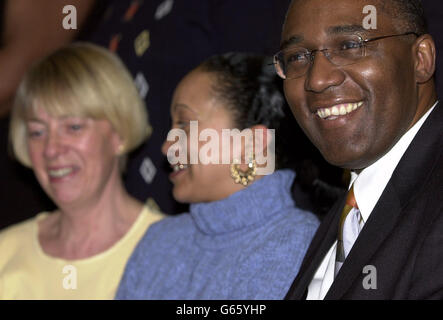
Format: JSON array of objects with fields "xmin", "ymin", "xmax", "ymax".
[{"xmin": 230, "ymin": 155, "xmax": 257, "ymax": 186}]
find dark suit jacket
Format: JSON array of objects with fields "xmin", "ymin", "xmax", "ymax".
[{"xmin": 285, "ymin": 103, "xmax": 443, "ymax": 299}]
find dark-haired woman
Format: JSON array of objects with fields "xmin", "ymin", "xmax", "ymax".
[{"xmin": 116, "ymin": 53, "xmax": 319, "ymax": 300}]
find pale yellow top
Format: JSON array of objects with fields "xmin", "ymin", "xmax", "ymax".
[{"xmin": 0, "ymin": 206, "xmax": 163, "ymax": 300}]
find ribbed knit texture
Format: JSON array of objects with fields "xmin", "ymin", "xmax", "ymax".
[{"xmin": 116, "ymin": 170, "xmax": 319, "ymax": 299}]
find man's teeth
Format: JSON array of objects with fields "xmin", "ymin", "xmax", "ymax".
[
  {"xmin": 48, "ymin": 167, "xmax": 73, "ymax": 177},
  {"xmin": 317, "ymin": 102, "xmax": 363, "ymax": 119},
  {"xmin": 173, "ymin": 164, "xmax": 189, "ymax": 172}
]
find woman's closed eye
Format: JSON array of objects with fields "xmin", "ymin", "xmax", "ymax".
[
  {"xmin": 174, "ymin": 120, "xmax": 191, "ymax": 130},
  {"xmin": 26, "ymin": 123, "xmax": 46, "ymax": 138},
  {"xmin": 28, "ymin": 129, "xmax": 45, "ymax": 138},
  {"xmin": 65, "ymin": 119, "xmax": 88, "ymax": 133},
  {"xmin": 68, "ymin": 124, "xmax": 84, "ymax": 132}
]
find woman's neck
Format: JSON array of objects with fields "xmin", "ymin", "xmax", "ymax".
[{"xmin": 39, "ymin": 170, "xmax": 142, "ymax": 260}]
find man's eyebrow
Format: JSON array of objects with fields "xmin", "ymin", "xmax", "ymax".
[
  {"xmin": 327, "ymin": 24, "xmax": 367, "ymax": 35},
  {"xmin": 280, "ymin": 35, "xmax": 304, "ymax": 50},
  {"xmin": 280, "ymin": 25, "xmax": 366, "ymax": 50}
]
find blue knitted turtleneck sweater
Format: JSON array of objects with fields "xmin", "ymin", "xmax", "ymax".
[{"xmin": 116, "ymin": 170, "xmax": 319, "ymax": 299}]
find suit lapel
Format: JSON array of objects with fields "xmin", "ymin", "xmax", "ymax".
[{"xmin": 285, "ymin": 196, "xmax": 345, "ymax": 299}]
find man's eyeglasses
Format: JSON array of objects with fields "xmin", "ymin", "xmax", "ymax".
[{"xmin": 273, "ymin": 32, "xmax": 419, "ymax": 80}]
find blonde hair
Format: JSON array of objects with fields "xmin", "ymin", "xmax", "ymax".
[{"xmin": 10, "ymin": 42, "xmax": 151, "ymax": 167}]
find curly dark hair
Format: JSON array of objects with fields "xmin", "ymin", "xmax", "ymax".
[
  {"xmin": 199, "ymin": 52, "xmax": 285, "ymax": 130},
  {"xmin": 198, "ymin": 52, "xmax": 317, "ymax": 169}
]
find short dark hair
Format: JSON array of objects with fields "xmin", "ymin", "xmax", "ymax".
[
  {"xmin": 288, "ymin": 0, "xmax": 428, "ymax": 35},
  {"xmin": 383, "ymin": 0, "xmax": 427, "ymax": 35}
]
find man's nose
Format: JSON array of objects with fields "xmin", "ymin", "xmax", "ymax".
[{"xmin": 305, "ymin": 50, "xmax": 346, "ymax": 93}]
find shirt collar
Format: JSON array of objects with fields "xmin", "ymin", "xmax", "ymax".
[{"xmin": 350, "ymin": 101, "xmax": 438, "ymax": 223}]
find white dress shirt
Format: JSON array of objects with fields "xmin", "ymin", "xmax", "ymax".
[{"xmin": 306, "ymin": 102, "xmax": 438, "ymax": 300}]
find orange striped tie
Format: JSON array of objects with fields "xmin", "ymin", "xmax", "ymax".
[{"xmin": 335, "ymin": 186, "xmax": 360, "ymax": 276}]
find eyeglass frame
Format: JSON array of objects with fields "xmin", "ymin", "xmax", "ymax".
[{"xmin": 273, "ymin": 31, "xmax": 420, "ymax": 80}]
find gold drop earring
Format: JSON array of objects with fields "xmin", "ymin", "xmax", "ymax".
[{"xmin": 230, "ymin": 154, "xmax": 257, "ymax": 186}]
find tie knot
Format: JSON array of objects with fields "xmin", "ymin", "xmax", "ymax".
[{"xmin": 346, "ymin": 186, "xmax": 358, "ymax": 209}]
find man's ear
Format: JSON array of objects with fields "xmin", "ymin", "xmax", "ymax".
[{"xmin": 414, "ymin": 34, "xmax": 436, "ymax": 84}]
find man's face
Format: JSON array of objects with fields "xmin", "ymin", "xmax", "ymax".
[{"xmin": 282, "ymin": 0, "xmax": 421, "ymax": 169}]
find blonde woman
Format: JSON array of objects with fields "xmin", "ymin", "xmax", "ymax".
[{"xmin": 0, "ymin": 43, "xmax": 163, "ymax": 299}]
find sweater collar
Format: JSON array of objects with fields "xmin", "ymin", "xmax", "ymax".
[{"xmin": 189, "ymin": 170, "xmax": 296, "ymax": 235}]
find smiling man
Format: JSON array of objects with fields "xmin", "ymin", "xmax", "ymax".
[{"xmin": 278, "ymin": 0, "xmax": 443, "ymax": 299}]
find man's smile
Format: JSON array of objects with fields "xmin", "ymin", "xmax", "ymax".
[{"xmin": 315, "ymin": 101, "xmax": 364, "ymax": 120}]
